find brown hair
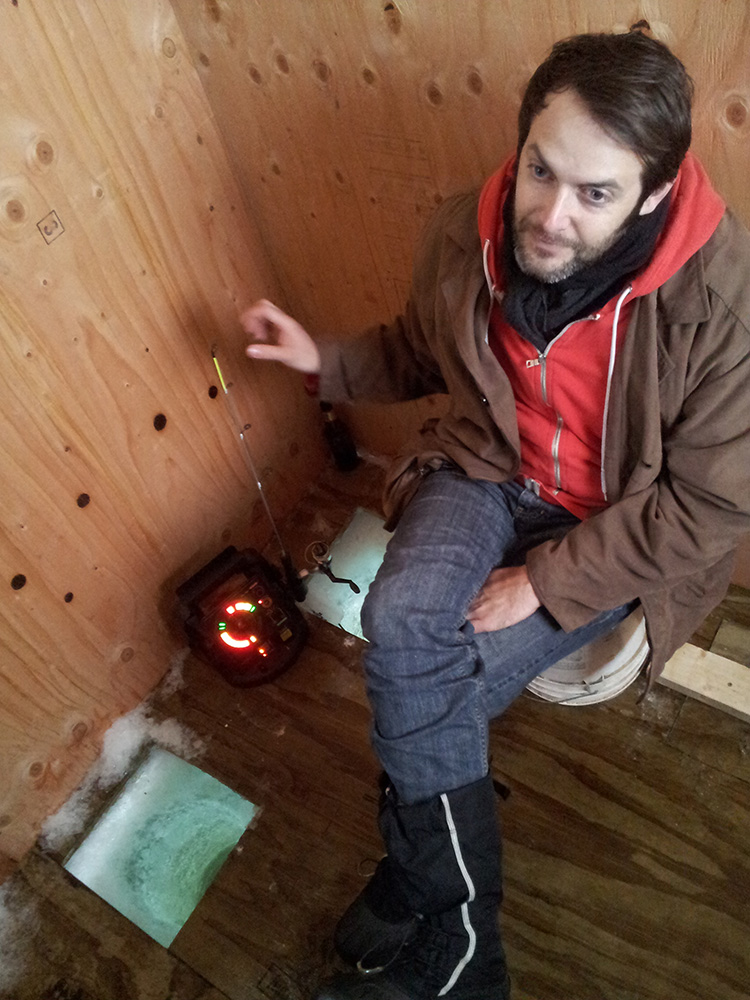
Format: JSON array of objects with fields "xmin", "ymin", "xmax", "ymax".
[{"xmin": 517, "ymin": 28, "xmax": 694, "ymax": 196}]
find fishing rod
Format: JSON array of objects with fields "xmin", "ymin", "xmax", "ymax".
[{"xmin": 211, "ymin": 345, "xmax": 307, "ymax": 602}]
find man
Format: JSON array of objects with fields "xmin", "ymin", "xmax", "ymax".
[{"xmin": 242, "ymin": 30, "xmax": 750, "ymax": 1000}]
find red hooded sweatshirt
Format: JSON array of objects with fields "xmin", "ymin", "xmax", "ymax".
[{"xmin": 477, "ymin": 152, "xmax": 725, "ymax": 519}]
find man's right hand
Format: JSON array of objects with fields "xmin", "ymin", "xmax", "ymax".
[{"xmin": 242, "ymin": 299, "xmax": 321, "ymax": 374}]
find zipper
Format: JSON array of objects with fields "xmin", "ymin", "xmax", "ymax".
[
  {"xmin": 483, "ymin": 236, "xmax": 632, "ymax": 502},
  {"xmin": 600, "ymin": 286, "xmax": 633, "ymax": 501},
  {"xmin": 525, "ymin": 317, "xmax": 600, "ymax": 492},
  {"xmin": 482, "ymin": 239, "xmax": 493, "ymax": 344}
]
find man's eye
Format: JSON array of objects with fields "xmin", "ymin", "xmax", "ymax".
[
  {"xmin": 530, "ymin": 164, "xmax": 548, "ymax": 180},
  {"xmin": 585, "ymin": 188, "xmax": 609, "ymax": 205}
]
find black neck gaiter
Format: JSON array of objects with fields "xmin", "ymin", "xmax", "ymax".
[{"xmin": 501, "ymin": 187, "xmax": 671, "ymax": 351}]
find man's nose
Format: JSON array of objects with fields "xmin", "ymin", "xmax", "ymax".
[{"xmin": 539, "ymin": 187, "xmax": 572, "ymax": 231}]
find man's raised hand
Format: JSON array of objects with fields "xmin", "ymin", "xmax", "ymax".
[{"xmin": 242, "ymin": 299, "xmax": 321, "ymax": 374}]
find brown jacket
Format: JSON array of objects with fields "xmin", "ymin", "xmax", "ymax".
[{"xmin": 318, "ymin": 191, "xmax": 750, "ymax": 677}]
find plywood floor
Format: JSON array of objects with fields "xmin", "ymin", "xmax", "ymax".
[{"xmin": 5, "ymin": 463, "xmax": 750, "ymax": 1000}]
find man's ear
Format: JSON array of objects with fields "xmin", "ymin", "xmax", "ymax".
[{"xmin": 639, "ymin": 179, "xmax": 675, "ymax": 215}]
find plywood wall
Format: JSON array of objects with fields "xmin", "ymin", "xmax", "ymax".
[
  {"xmin": 172, "ymin": 0, "xmax": 750, "ymax": 456},
  {"xmin": 0, "ymin": 0, "xmax": 324, "ymax": 870}
]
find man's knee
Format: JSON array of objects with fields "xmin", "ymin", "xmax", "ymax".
[
  {"xmin": 361, "ymin": 574, "xmax": 413, "ymax": 646},
  {"xmin": 361, "ymin": 566, "xmax": 467, "ymax": 650}
]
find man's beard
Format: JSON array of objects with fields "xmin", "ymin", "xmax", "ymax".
[{"xmin": 512, "ymin": 216, "xmax": 625, "ymax": 284}]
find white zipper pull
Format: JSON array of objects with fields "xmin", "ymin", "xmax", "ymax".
[{"xmin": 525, "ymin": 358, "xmax": 541, "ymax": 368}]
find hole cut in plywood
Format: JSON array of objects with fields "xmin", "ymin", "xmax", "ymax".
[
  {"xmin": 303, "ymin": 507, "xmax": 388, "ymax": 640},
  {"xmin": 64, "ymin": 746, "xmax": 258, "ymax": 947}
]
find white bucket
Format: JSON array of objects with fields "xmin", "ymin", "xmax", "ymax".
[{"xmin": 526, "ymin": 607, "xmax": 649, "ymax": 705}]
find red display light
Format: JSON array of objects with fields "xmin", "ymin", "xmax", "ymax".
[{"xmin": 217, "ymin": 600, "xmax": 260, "ymax": 651}]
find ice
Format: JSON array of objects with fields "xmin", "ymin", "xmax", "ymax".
[
  {"xmin": 40, "ymin": 649, "xmax": 202, "ymax": 854},
  {"xmin": 40, "ymin": 703, "xmax": 204, "ymax": 854},
  {"xmin": 64, "ymin": 746, "xmax": 258, "ymax": 947}
]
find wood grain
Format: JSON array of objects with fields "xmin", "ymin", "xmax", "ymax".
[
  {"xmin": 1, "ymin": 850, "xmax": 230, "ymax": 1000},
  {"xmin": 660, "ymin": 644, "xmax": 750, "ymax": 723},
  {"xmin": 0, "ymin": 0, "xmax": 324, "ymax": 867},
  {"xmin": 171, "ymin": 0, "xmax": 750, "ymax": 466},
  {"xmin": 2, "ymin": 468, "xmax": 749, "ymax": 1000},
  {"xmin": 711, "ymin": 620, "xmax": 750, "ymax": 666},
  {"xmin": 4, "ymin": 0, "xmax": 750, "ymax": 886},
  {"xmin": 493, "ymin": 691, "xmax": 750, "ymax": 1000}
]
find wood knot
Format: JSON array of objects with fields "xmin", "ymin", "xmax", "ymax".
[
  {"xmin": 71, "ymin": 722, "xmax": 88, "ymax": 742},
  {"xmin": 4, "ymin": 198, "xmax": 26, "ymax": 223},
  {"xmin": 35, "ymin": 140, "xmax": 55, "ymax": 166},
  {"xmin": 384, "ymin": 3, "xmax": 402, "ymax": 34},
  {"xmin": 162, "ymin": 37, "xmax": 177, "ymax": 58},
  {"xmin": 314, "ymin": 59, "xmax": 331, "ymax": 83},
  {"xmin": 426, "ymin": 82, "xmax": 444, "ymax": 107},
  {"xmin": 467, "ymin": 68, "xmax": 483, "ymax": 96},
  {"xmin": 725, "ymin": 98, "xmax": 748, "ymax": 131}
]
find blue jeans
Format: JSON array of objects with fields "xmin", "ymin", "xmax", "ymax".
[{"xmin": 361, "ymin": 468, "xmax": 635, "ymax": 804}]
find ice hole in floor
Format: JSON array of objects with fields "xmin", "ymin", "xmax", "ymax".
[
  {"xmin": 63, "ymin": 746, "xmax": 258, "ymax": 947},
  {"xmin": 303, "ymin": 507, "xmax": 389, "ymax": 638}
]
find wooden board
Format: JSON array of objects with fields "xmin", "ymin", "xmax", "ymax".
[
  {"xmin": 0, "ymin": 1, "xmax": 325, "ymax": 868},
  {"xmin": 139, "ymin": 469, "xmax": 750, "ymax": 999},
  {"xmin": 3, "ymin": 0, "xmax": 750, "ymax": 876},
  {"xmin": 659, "ymin": 642, "xmax": 750, "ymax": 723}
]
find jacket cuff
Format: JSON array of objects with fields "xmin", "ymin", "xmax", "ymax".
[
  {"xmin": 316, "ymin": 339, "xmax": 353, "ymax": 403},
  {"xmin": 525, "ymin": 543, "xmax": 602, "ymax": 632}
]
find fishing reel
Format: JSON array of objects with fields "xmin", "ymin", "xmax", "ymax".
[{"xmin": 300, "ymin": 540, "xmax": 360, "ymax": 593}]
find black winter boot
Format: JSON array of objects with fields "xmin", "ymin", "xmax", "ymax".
[
  {"xmin": 322, "ymin": 774, "xmax": 510, "ymax": 999},
  {"xmin": 335, "ymin": 775, "xmax": 422, "ymax": 971}
]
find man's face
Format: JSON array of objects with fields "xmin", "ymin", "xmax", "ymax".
[{"xmin": 513, "ymin": 88, "xmax": 664, "ymax": 283}]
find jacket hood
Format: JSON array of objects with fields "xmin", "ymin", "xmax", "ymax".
[{"xmin": 477, "ymin": 151, "xmax": 726, "ymax": 300}]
